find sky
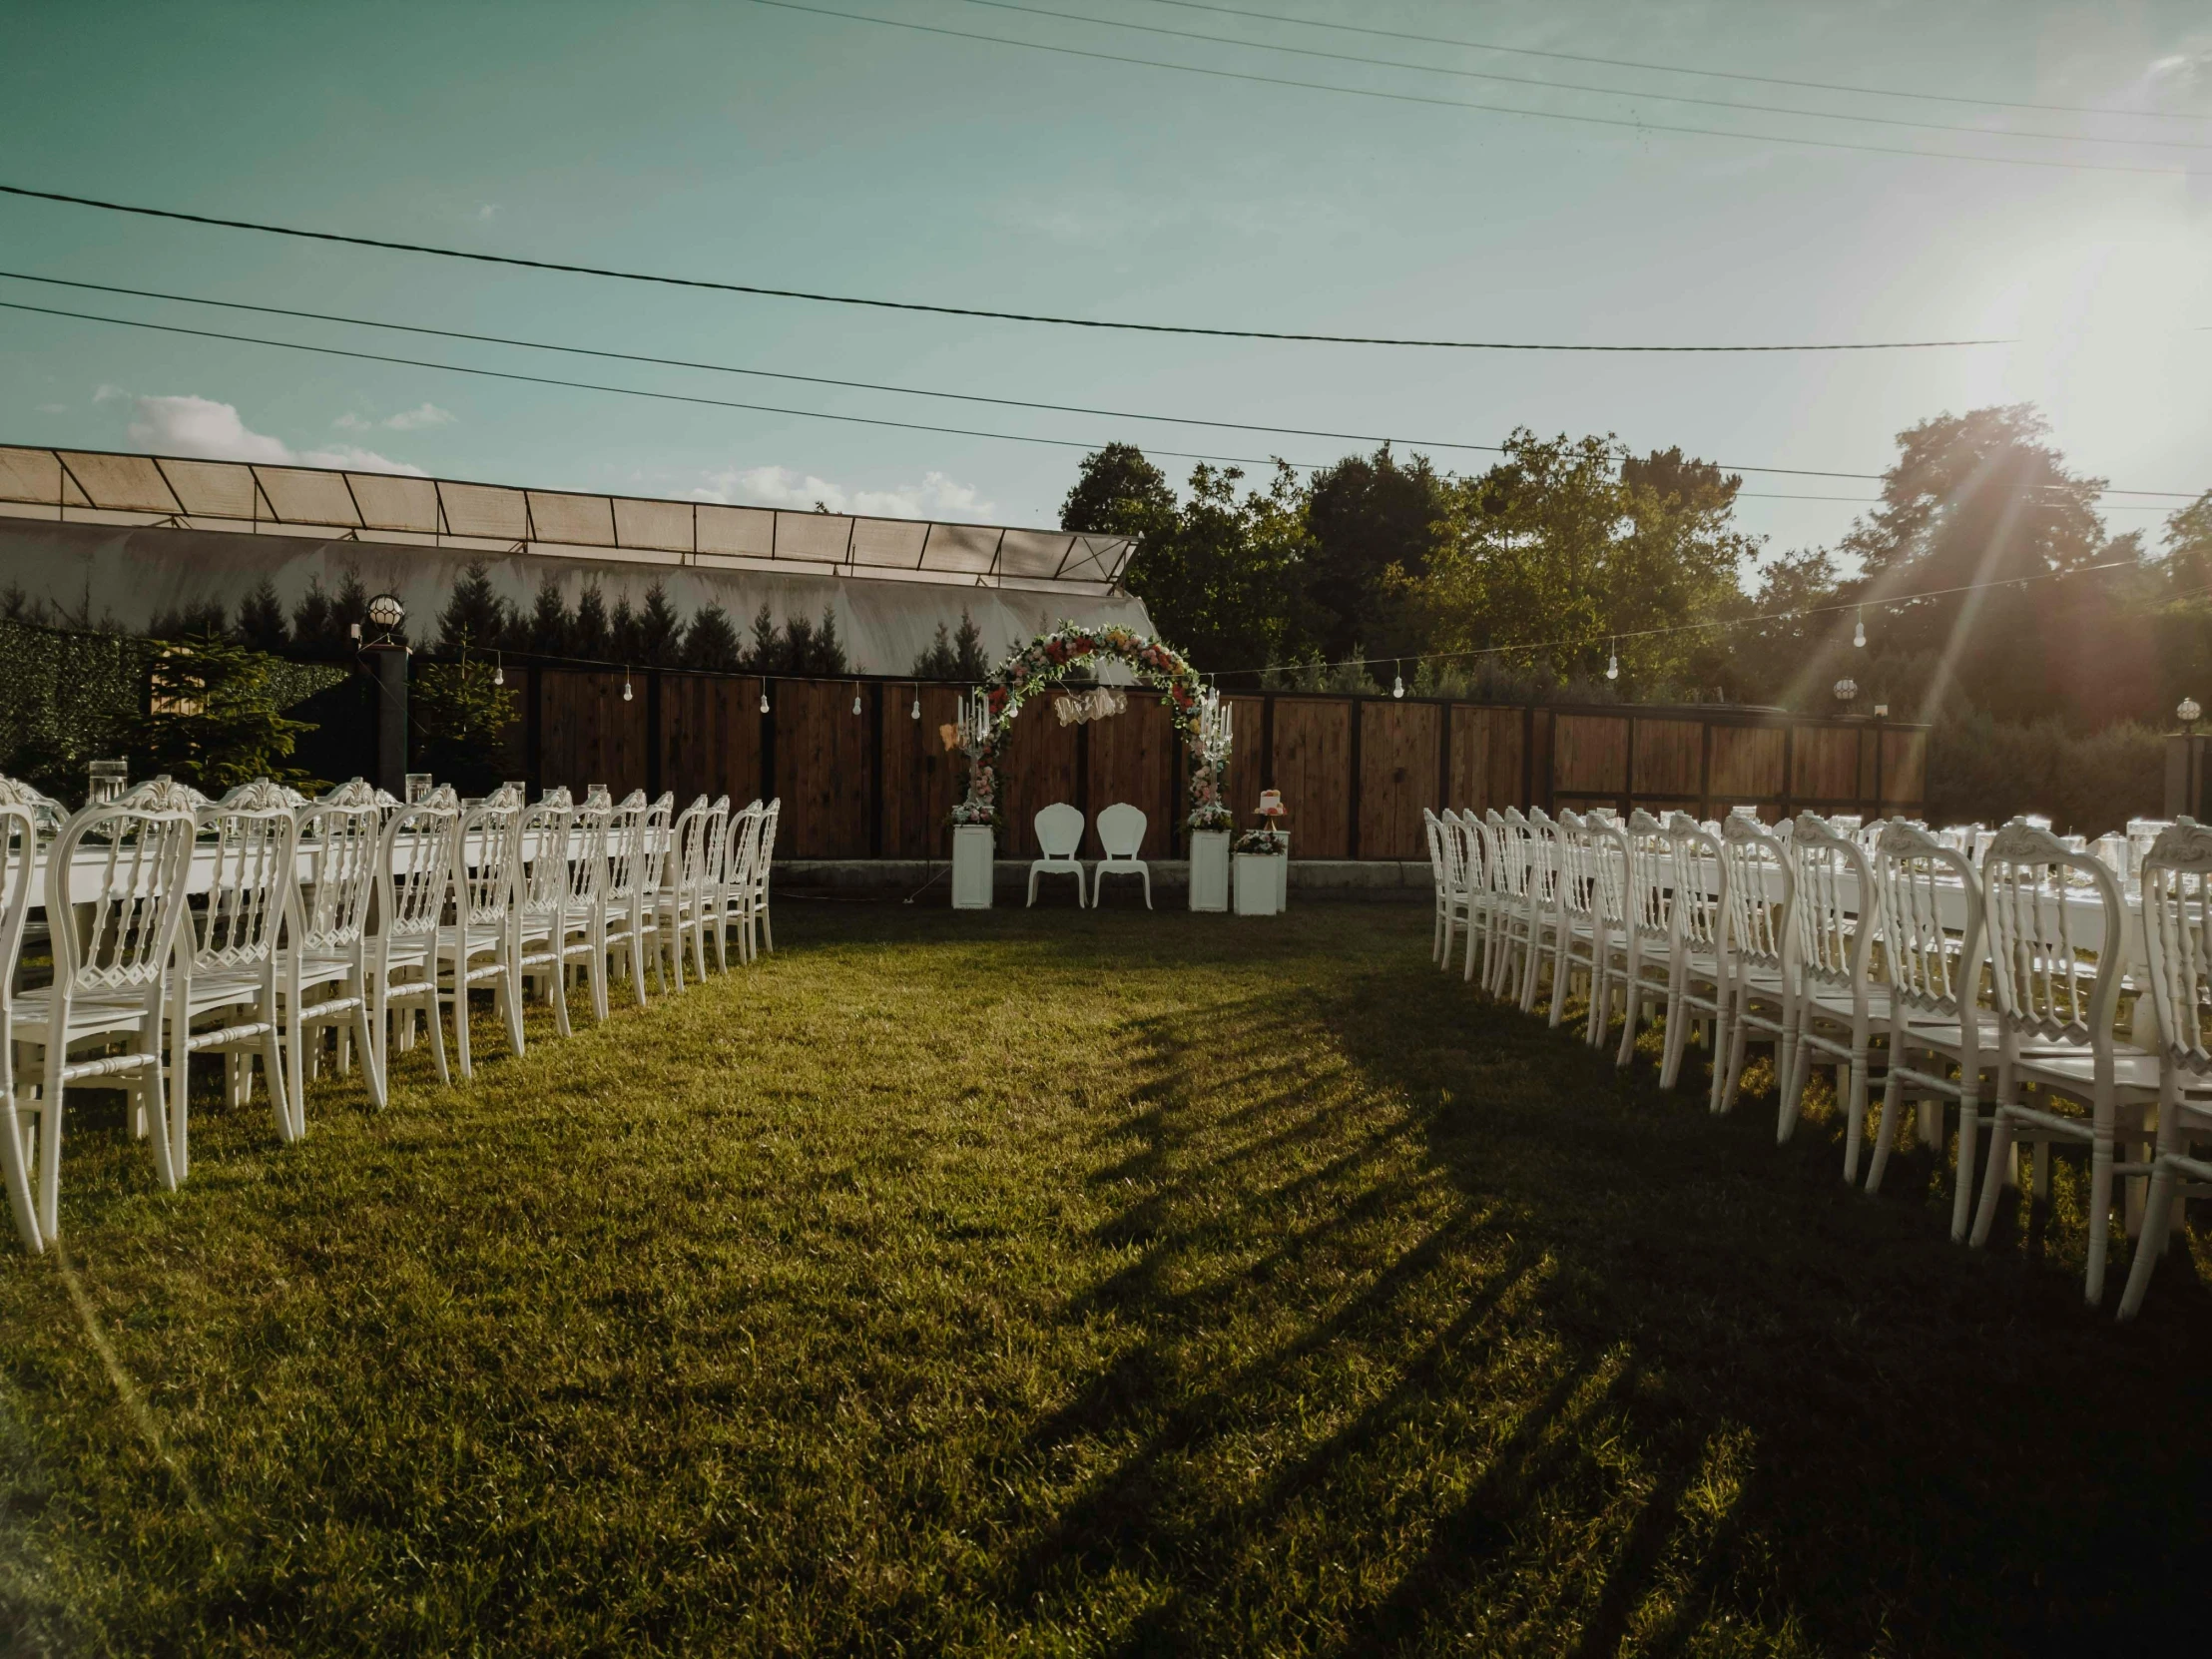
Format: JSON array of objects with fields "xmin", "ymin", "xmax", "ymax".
[{"xmin": 1, "ymin": 0, "xmax": 2207, "ymax": 578}]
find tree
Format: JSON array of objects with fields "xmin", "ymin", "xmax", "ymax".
[
  {"xmin": 1412, "ymin": 431, "xmax": 1754, "ymax": 694},
  {"xmin": 2164, "ymin": 489, "xmax": 2212, "ymax": 594},
  {"xmin": 608, "ymin": 596, "xmax": 642, "ymax": 666},
  {"xmin": 1061, "ymin": 442, "xmax": 1176, "ymax": 538},
  {"xmin": 685, "ymin": 603, "xmax": 743, "ymax": 672},
  {"xmin": 572, "ymin": 583, "xmax": 611, "ymax": 660},
  {"xmin": 637, "ymin": 581, "xmax": 687, "ymax": 665},
  {"xmin": 130, "ymin": 638, "xmax": 317, "ymax": 792},
  {"xmin": 148, "ymin": 600, "xmax": 229, "ymax": 641},
  {"xmin": 438, "ymin": 560, "xmax": 511, "ymax": 654},
  {"xmin": 743, "ymin": 603, "xmax": 782, "ymax": 673},
  {"xmin": 411, "ymin": 659, "xmax": 518, "ymax": 797},
  {"xmin": 526, "ymin": 574, "xmax": 569, "ymax": 656},
  {"xmin": 811, "ymin": 606, "xmax": 848, "ymax": 675},
  {"xmin": 911, "ymin": 609, "xmax": 991, "ymax": 679},
  {"xmin": 1302, "ymin": 446, "xmax": 1448, "ymax": 663},
  {"xmin": 235, "ymin": 579, "xmax": 288, "ymax": 652},
  {"xmin": 1125, "ymin": 461, "xmax": 1314, "ymax": 674}
]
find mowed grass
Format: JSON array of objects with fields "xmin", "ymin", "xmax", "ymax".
[{"xmin": 1, "ymin": 899, "xmax": 2208, "ymax": 1656}]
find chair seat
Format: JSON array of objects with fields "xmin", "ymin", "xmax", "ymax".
[{"xmin": 10, "ymin": 985, "xmax": 159, "ymax": 1043}]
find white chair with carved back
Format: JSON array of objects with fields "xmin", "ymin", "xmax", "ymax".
[
  {"xmin": 371, "ymin": 790, "xmax": 462, "ymax": 1088},
  {"xmin": 1784, "ymin": 815, "xmax": 1892, "ymax": 1181},
  {"xmin": 1519, "ymin": 809, "xmax": 1568, "ymax": 1016},
  {"xmin": 720, "ymin": 801, "xmax": 765, "ymax": 967},
  {"xmin": 633, "ymin": 792, "xmax": 676, "ymax": 993},
  {"xmin": 1548, "ymin": 811, "xmax": 1615, "ymax": 1046},
  {"xmin": 1866, "ymin": 822, "xmax": 1992, "ymax": 1237},
  {"xmin": 601, "ymin": 791, "xmax": 654, "ymax": 1005},
  {"xmin": 651, "ymin": 796, "xmax": 711, "ymax": 994},
  {"xmin": 443, "ymin": 787, "xmax": 527, "ymax": 1076},
  {"xmin": 1487, "ymin": 810, "xmax": 1538, "ymax": 1001},
  {"xmin": 1716, "ymin": 813, "xmax": 1799, "ymax": 1120},
  {"xmin": 1427, "ymin": 810, "xmax": 1469, "ymax": 968},
  {"xmin": 1092, "ymin": 803, "xmax": 1153, "ymax": 908},
  {"xmin": 1967, "ymin": 821, "xmax": 2162, "ymax": 1307},
  {"xmin": 166, "ymin": 785, "xmax": 298, "ymax": 1179},
  {"xmin": 513, "ymin": 789, "xmax": 578, "ymax": 1038},
  {"xmin": 1460, "ymin": 811, "xmax": 1505, "ymax": 986},
  {"xmin": 7, "ymin": 793, "xmax": 198, "ymax": 1251},
  {"xmin": 748, "ymin": 799, "xmax": 781, "ymax": 955},
  {"xmin": 0, "ymin": 785, "xmax": 44, "ymax": 1250},
  {"xmin": 556, "ymin": 790, "xmax": 615, "ymax": 1022},
  {"xmin": 1423, "ymin": 808, "xmax": 1449, "ymax": 963},
  {"xmin": 697, "ymin": 796, "xmax": 732, "ymax": 973},
  {"xmin": 1662, "ymin": 813, "xmax": 1734, "ymax": 1107},
  {"xmin": 286, "ymin": 782, "xmax": 385, "ymax": 1120},
  {"xmin": 1028, "ymin": 804, "xmax": 1088, "ymax": 907},
  {"xmin": 2119, "ymin": 821, "xmax": 2212, "ymax": 1319},
  {"xmin": 1613, "ymin": 810, "xmax": 1676, "ymax": 1070}
]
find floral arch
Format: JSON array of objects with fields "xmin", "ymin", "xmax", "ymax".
[{"xmin": 953, "ymin": 623, "xmax": 1231, "ymax": 832}]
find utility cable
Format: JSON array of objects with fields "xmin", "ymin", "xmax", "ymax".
[
  {"xmin": 0, "ymin": 181, "xmax": 2024, "ymax": 348},
  {"xmin": 1, "ymin": 283, "xmax": 2197, "ymax": 506},
  {"xmin": 953, "ymin": 0, "xmax": 2212, "ymax": 151},
  {"xmin": 1142, "ymin": 0, "xmax": 2212, "ymax": 123},
  {"xmin": 746, "ymin": 1, "xmax": 2205, "ymax": 179}
]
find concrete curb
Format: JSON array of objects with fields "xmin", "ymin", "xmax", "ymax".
[{"xmin": 774, "ymin": 858, "xmax": 1431, "ymax": 903}]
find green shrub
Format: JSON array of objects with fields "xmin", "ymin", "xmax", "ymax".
[
  {"xmin": 1925, "ymin": 709, "xmax": 2164, "ymax": 835},
  {"xmin": 411, "ymin": 659, "xmax": 519, "ymax": 797},
  {"xmin": 129, "ymin": 638, "xmax": 321, "ymax": 795}
]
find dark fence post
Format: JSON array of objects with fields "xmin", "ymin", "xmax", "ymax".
[
  {"xmin": 869, "ymin": 681, "xmax": 884, "ymax": 857},
  {"xmin": 1436, "ymin": 701, "xmax": 1452, "ymax": 810},
  {"xmin": 1347, "ymin": 698, "xmax": 1364, "ymax": 858},
  {"xmin": 524, "ymin": 666, "xmax": 543, "ymax": 796},
  {"xmin": 760, "ymin": 681, "xmax": 777, "ymax": 805},
  {"xmin": 645, "ymin": 670, "xmax": 663, "ymax": 799}
]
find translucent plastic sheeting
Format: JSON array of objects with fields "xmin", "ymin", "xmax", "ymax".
[{"xmin": 0, "ymin": 446, "xmax": 1136, "ymax": 591}]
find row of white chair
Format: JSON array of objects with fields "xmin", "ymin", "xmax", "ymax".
[
  {"xmin": 0, "ymin": 774, "xmax": 780, "ymax": 1255},
  {"xmin": 1423, "ymin": 804, "xmax": 2212, "ymax": 1319}
]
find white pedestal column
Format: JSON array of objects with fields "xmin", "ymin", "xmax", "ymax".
[
  {"xmin": 951, "ymin": 825, "xmax": 995, "ymax": 909},
  {"xmin": 1234, "ymin": 852, "xmax": 1285, "ymax": 915},
  {"xmin": 1188, "ymin": 830, "xmax": 1230, "ymax": 911}
]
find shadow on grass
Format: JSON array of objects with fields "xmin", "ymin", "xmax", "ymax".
[{"xmin": 1006, "ymin": 936, "xmax": 2212, "ymax": 1655}]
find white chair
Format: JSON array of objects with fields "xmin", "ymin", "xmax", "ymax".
[
  {"xmin": 1444, "ymin": 811, "xmax": 1492, "ymax": 984},
  {"xmin": 601, "ymin": 791, "xmax": 656, "ymax": 1005},
  {"xmin": 1028, "ymin": 804, "xmax": 1087, "ymax": 906},
  {"xmin": 651, "ymin": 796, "xmax": 712, "ymax": 991},
  {"xmin": 1784, "ymin": 815, "xmax": 1892, "ymax": 1181},
  {"xmin": 1091, "ymin": 803, "xmax": 1152, "ymax": 908},
  {"xmin": 1613, "ymin": 810, "xmax": 1677, "ymax": 1070},
  {"xmin": 0, "ymin": 783, "xmax": 45, "ymax": 1250},
  {"xmin": 1867, "ymin": 822, "xmax": 1992, "ymax": 1237},
  {"xmin": 698, "ymin": 796, "xmax": 732, "ymax": 973},
  {"xmin": 443, "ymin": 788, "xmax": 526, "ymax": 1077},
  {"xmin": 1716, "ymin": 813, "xmax": 1799, "ymax": 1121},
  {"xmin": 287, "ymin": 782, "xmax": 386, "ymax": 1119},
  {"xmin": 1472, "ymin": 811, "xmax": 1517, "ymax": 993},
  {"xmin": 7, "ymin": 795, "xmax": 198, "ymax": 1251},
  {"xmin": 371, "ymin": 790, "xmax": 462, "ymax": 1088},
  {"xmin": 719, "ymin": 801, "xmax": 766, "ymax": 967},
  {"xmin": 1424, "ymin": 808, "xmax": 1453, "ymax": 964},
  {"xmin": 2119, "ymin": 821, "xmax": 2212, "ymax": 1319},
  {"xmin": 1661, "ymin": 813, "xmax": 1734, "ymax": 1107},
  {"xmin": 513, "ymin": 789, "xmax": 578, "ymax": 1038},
  {"xmin": 749, "ymin": 799, "xmax": 781, "ymax": 954},
  {"xmin": 167, "ymin": 787, "xmax": 298, "ymax": 1179},
  {"xmin": 555, "ymin": 790, "xmax": 615, "ymax": 1022},
  {"xmin": 1518, "ymin": 809, "xmax": 1567, "ymax": 1015},
  {"xmin": 1428, "ymin": 810, "xmax": 1475, "ymax": 975},
  {"xmin": 1967, "ymin": 820, "xmax": 2162, "ymax": 1306},
  {"xmin": 1487, "ymin": 810, "xmax": 1540, "ymax": 1002},
  {"xmin": 1547, "ymin": 811, "xmax": 1612, "ymax": 1044}
]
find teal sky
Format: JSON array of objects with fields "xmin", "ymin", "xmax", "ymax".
[{"xmin": 2, "ymin": 0, "xmax": 2207, "ymax": 571}]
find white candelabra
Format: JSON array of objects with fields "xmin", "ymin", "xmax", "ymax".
[{"xmin": 1196, "ymin": 688, "xmax": 1233, "ymax": 765}]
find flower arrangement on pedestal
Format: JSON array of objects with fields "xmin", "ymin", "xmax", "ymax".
[{"xmin": 948, "ymin": 623, "xmax": 1225, "ymax": 830}]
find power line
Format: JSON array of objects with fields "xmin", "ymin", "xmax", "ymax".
[
  {"xmin": 1142, "ymin": 0, "xmax": 2212, "ymax": 124},
  {"xmin": 4, "ymin": 281, "xmax": 2200, "ymax": 505},
  {"xmin": 954, "ymin": 0, "xmax": 2212, "ymax": 151},
  {"xmin": 746, "ymin": 0, "xmax": 2205, "ymax": 179},
  {"xmin": 0, "ymin": 181, "xmax": 2023, "ymax": 352}
]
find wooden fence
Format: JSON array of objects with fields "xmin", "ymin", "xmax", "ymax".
[{"xmin": 468, "ymin": 669, "xmax": 1927, "ymax": 861}]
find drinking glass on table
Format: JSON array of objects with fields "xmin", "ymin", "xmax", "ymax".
[
  {"xmin": 405, "ymin": 773, "xmax": 433, "ymax": 804},
  {"xmin": 86, "ymin": 759, "xmax": 127, "ymax": 806}
]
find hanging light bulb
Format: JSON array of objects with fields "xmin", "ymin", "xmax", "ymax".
[
  {"xmin": 1391, "ymin": 662, "xmax": 1405, "ymax": 700},
  {"xmin": 759, "ymin": 689, "xmax": 771, "ymax": 715},
  {"xmin": 1853, "ymin": 606, "xmax": 1867, "ymax": 649},
  {"xmin": 622, "ymin": 670, "xmax": 634, "ymax": 703},
  {"xmin": 1606, "ymin": 641, "xmax": 1620, "ymax": 681},
  {"xmin": 493, "ymin": 652, "xmax": 504, "ymax": 688},
  {"xmin": 910, "ymin": 691, "xmax": 921, "ymax": 720},
  {"xmin": 852, "ymin": 692, "xmax": 862, "ymax": 716}
]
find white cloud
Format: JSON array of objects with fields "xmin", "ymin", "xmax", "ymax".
[
  {"xmin": 35, "ymin": 402, "xmax": 67, "ymax": 413},
  {"xmin": 334, "ymin": 401, "xmax": 455, "ymax": 433},
  {"xmin": 122, "ymin": 391, "xmax": 426, "ymax": 475},
  {"xmin": 694, "ymin": 464, "xmax": 995, "ymax": 520}
]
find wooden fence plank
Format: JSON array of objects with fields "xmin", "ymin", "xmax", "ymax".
[
  {"xmin": 1708, "ymin": 726, "xmax": 1785, "ymax": 805},
  {"xmin": 1633, "ymin": 719, "xmax": 1703, "ymax": 799},
  {"xmin": 1085, "ymin": 694, "xmax": 1177, "ymax": 858},
  {"xmin": 880, "ymin": 685, "xmax": 968, "ymax": 858},
  {"xmin": 1358, "ymin": 701, "xmax": 1438, "ymax": 857},
  {"xmin": 536, "ymin": 670, "xmax": 649, "ymax": 799},
  {"xmin": 1553, "ymin": 714, "xmax": 1629, "ymax": 798},
  {"xmin": 1793, "ymin": 725, "xmax": 1862, "ymax": 804},
  {"xmin": 660, "ymin": 675, "xmax": 762, "ymax": 807},
  {"xmin": 997, "ymin": 703, "xmax": 1080, "ymax": 858},
  {"xmin": 1272, "ymin": 698, "xmax": 1353, "ymax": 856},
  {"xmin": 774, "ymin": 679, "xmax": 870, "ymax": 856}
]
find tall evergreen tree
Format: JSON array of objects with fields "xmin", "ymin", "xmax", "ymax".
[
  {"xmin": 743, "ymin": 603, "xmax": 782, "ymax": 672},
  {"xmin": 438, "ymin": 560, "xmax": 511, "ymax": 654},
  {"xmin": 608, "ymin": 595, "xmax": 643, "ymax": 666},
  {"xmin": 571, "ymin": 583, "xmax": 611, "ymax": 659},
  {"xmin": 526, "ymin": 574, "xmax": 569, "ymax": 656},
  {"xmin": 810, "ymin": 605, "xmax": 848, "ymax": 675},
  {"xmin": 235, "ymin": 578, "xmax": 288, "ymax": 652},
  {"xmin": 685, "ymin": 603, "xmax": 743, "ymax": 671},
  {"xmin": 637, "ymin": 581, "xmax": 687, "ymax": 665}
]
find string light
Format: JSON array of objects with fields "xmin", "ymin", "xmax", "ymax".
[
  {"xmin": 1391, "ymin": 661, "xmax": 1405, "ymax": 699},
  {"xmin": 622, "ymin": 670, "xmax": 633, "ymax": 703},
  {"xmin": 852, "ymin": 691, "xmax": 862, "ymax": 716},
  {"xmin": 493, "ymin": 651, "xmax": 504, "ymax": 687},
  {"xmin": 1606, "ymin": 640, "xmax": 1619, "ymax": 681},
  {"xmin": 759, "ymin": 689, "xmax": 770, "ymax": 714},
  {"xmin": 1853, "ymin": 606, "xmax": 1867, "ymax": 649},
  {"xmin": 910, "ymin": 690, "xmax": 921, "ymax": 720}
]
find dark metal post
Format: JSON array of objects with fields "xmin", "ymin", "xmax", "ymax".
[{"xmin": 367, "ymin": 644, "xmax": 409, "ymax": 796}]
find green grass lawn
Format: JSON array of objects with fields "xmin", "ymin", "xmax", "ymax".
[{"xmin": 2, "ymin": 900, "xmax": 2207, "ymax": 1656}]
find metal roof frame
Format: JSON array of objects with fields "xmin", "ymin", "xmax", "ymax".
[{"xmin": 0, "ymin": 444, "xmax": 1137, "ymax": 595}]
